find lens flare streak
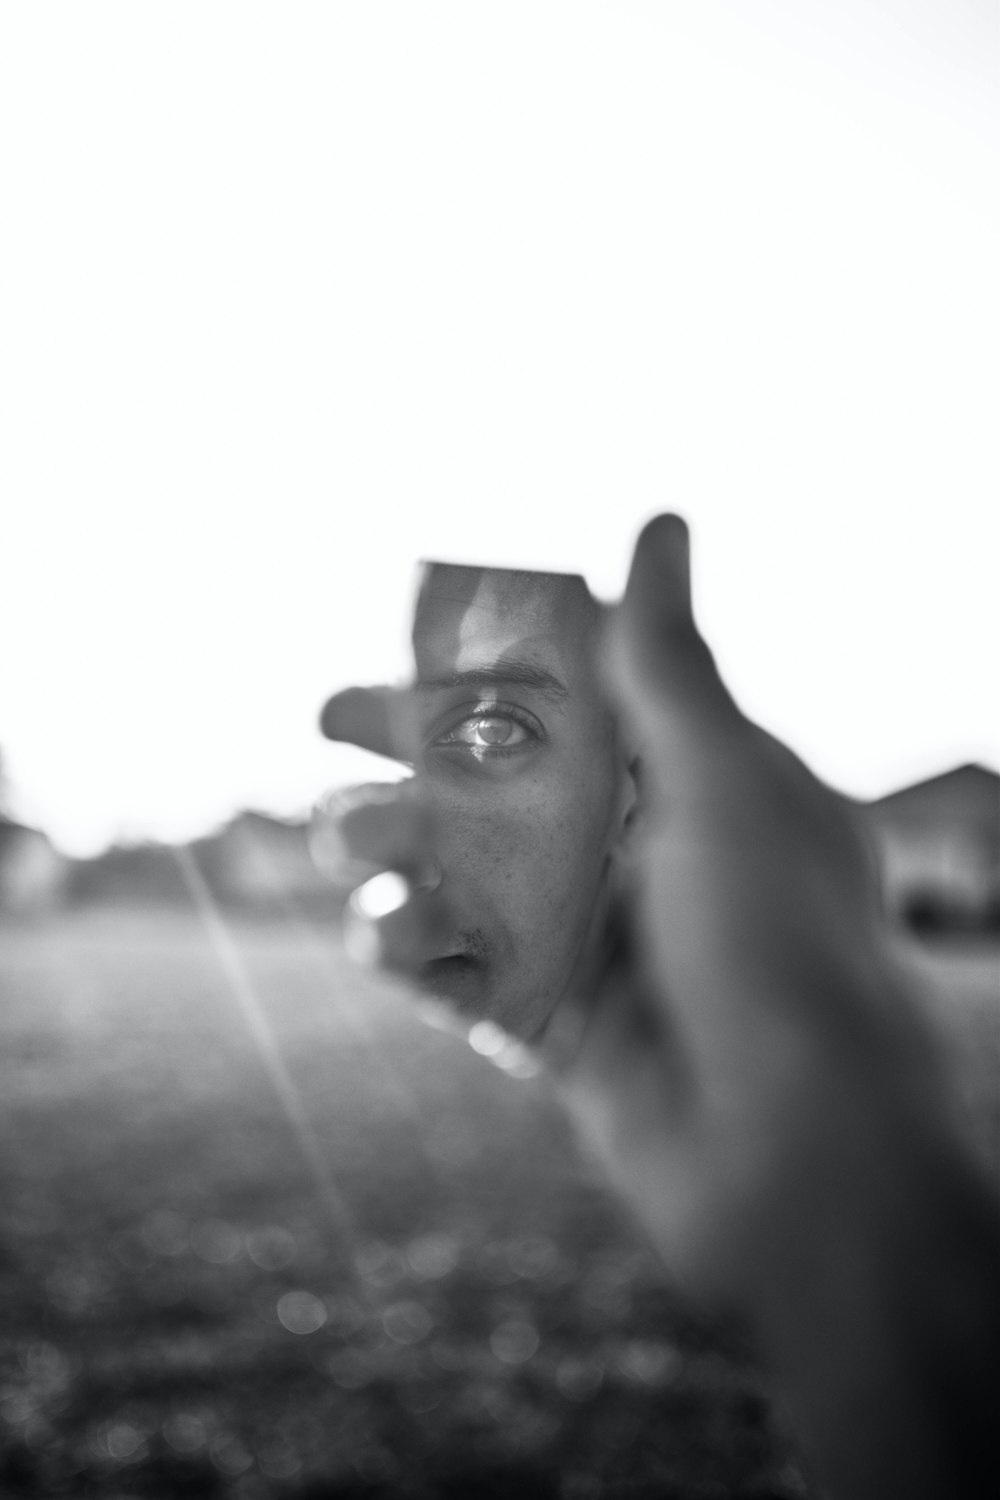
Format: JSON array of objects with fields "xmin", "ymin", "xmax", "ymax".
[
  {"xmin": 233, "ymin": 822, "xmax": 448, "ymax": 1173},
  {"xmin": 171, "ymin": 844, "xmax": 360, "ymax": 1277}
]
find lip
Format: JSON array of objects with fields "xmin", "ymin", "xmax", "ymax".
[
  {"xmin": 419, "ymin": 952, "xmax": 484, "ymax": 1009},
  {"xmin": 423, "ymin": 952, "xmax": 478, "ymax": 974},
  {"xmin": 434, "ymin": 928, "xmax": 490, "ymax": 963}
]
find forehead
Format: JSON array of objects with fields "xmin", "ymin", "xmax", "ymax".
[{"xmin": 412, "ymin": 563, "xmax": 598, "ymax": 688}]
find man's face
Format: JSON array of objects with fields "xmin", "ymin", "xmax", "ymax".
[{"xmin": 411, "ymin": 564, "xmax": 632, "ymax": 1039}]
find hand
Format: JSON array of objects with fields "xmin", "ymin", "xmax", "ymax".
[
  {"xmin": 320, "ymin": 516, "xmax": 999, "ymax": 1500},
  {"xmin": 544, "ymin": 515, "xmax": 943, "ymax": 1294}
]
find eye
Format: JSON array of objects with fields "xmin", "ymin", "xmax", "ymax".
[
  {"xmin": 431, "ymin": 702, "xmax": 542, "ymax": 757},
  {"xmin": 446, "ymin": 714, "xmax": 529, "ymax": 749}
]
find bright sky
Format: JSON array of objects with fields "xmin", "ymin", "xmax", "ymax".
[{"xmin": 1, "ymin": 1, "xmax": 997, "ymax": 855}]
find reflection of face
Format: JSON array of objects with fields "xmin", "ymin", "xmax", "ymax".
[{"xmin": 412, "ymin": 564, "xmax": 633, "ymax": 1040}]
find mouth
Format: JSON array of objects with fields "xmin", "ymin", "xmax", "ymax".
[
  {"xmin": 419, "ymin": 950, "xmax": 486, "ymax": 1009},
  {"xmin": 422, "ymin": 952, "xmax": 478, "ymax": 979}
]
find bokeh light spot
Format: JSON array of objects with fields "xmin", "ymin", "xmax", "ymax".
[
  {"xmin": 277, "ymin": 1289, "xmax": 328, "ymax": 1335},
  {"xmin": 382, "ymin": 1299, "xmax": 434, "ymax": 1345},
  {"xmin": 490, "ymin": 1319, "xmax": 540, "ymax": 1365},
  {"xmin": 616, "ymin": 1339, "xmax": 682, "ymax": 1386},
  {"xmin": 356, "ymin": 1239, "xmax": 407, "ymax": 1287},
  {"xmin": 468, "ymin": 1021, "xmax": 509, "ymax": 1058},
  {"xmin": 163, "ymin": 1413, "xmax": 207, "ymax": 1454},
  {"xmin": 105, "ymin": 1421, "xmax": 145, "ymax": 1461},
  {"xmin": 351, "ymin": 870, "xmax": 409, "ymax": 919},
  {"xmin": 246, "ymin": 1224, "xmax": 297, "ymax": 1270},
  {"xmin": 191, "ymin": 1218, "xmax": 242, "ymax": 1264},
  {"xmin": 210, "ymin": 1432, "xmax": 254, "ymax": 1475},
  {"xmin": 406, "ymin": 1232, "xmax": 459, "ymax": 1280}
]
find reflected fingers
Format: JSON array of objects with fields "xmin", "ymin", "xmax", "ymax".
[
  {"xmin": 311, "ymin": 783, "xmax": 438, "ymax": 892},
  {"xmin": 310, "ymin": 781, "xmax": 450, "ymax": 978},
  {"xmin": 343, "ymin": 880, "xmax": 451, "ymax": 975},
  {"xmin": 319, "ymin": 685, "xmax": 417, "ymax": 763}
]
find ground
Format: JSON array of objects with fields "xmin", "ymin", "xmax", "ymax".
[{"xmin": 0, "ymin": 906, "xmax": 996, "ymax": 1499}]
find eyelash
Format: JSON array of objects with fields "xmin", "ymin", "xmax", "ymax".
[{"xmin": 431, "ymin": 700, "xmax": 544, "ymax": 757}]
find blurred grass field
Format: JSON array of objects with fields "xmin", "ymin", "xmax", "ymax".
[{"xmin": 0, "ymin": 907, "xmax": 996, "ymax": 1499}]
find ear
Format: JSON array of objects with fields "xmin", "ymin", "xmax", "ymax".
[{"xmin": 611, "ymin": 751, "xmax": 643, "ymax": 855}]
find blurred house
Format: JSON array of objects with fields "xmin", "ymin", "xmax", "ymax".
[
  {"xmin": 865, "ymin": 763, "xmax": 1000, "ymax": 933},
  {"xmin": 66, "ymin": 840, "xmax": 189, "ymax": 907},
  {"xmin": 0, "ymin": 816, "xmax": 67, "ymax": 916},
  {"xmin": 193, "ymin": 810, "xmax": 328, "ymax": 909},
  {"xmin": 64, "ymin": 812, "xmax": 331, "ymax": 913}
]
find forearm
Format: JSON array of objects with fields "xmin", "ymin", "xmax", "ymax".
[{"xmin": 746, "ymin": 1105, "xmax": 1000, "ymax": 1500}]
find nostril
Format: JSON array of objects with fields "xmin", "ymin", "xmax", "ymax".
[{"xmin": 412, "ymin": 860, "xmax": 443, "ymax": 894}]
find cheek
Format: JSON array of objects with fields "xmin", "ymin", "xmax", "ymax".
[
  {"xmin": 436, "ymin": 805, "xmax": 548, "ymax": 911},
  {"xmin": 433, "ymin": 773, "xmax": 616, "ymax": 943}
]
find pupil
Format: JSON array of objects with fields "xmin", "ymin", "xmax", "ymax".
[{"xmin": 478, "ymin": 717, "xmax": 513, "ymax": 745}]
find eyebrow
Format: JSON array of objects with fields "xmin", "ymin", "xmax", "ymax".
[{"xmin": 416, "ymin": 658, "xmax": 569, "ymax": 704}]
